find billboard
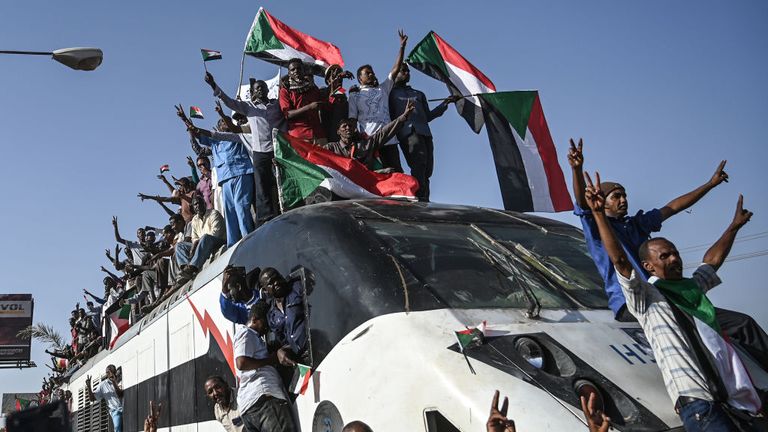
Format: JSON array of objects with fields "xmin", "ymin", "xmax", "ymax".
[{"xmin": 0, "ymin": 294, "xmax": 34, "ymax": 362}]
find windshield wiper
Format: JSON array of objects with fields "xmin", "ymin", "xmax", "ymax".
[
  {"xmin": 470, "ymin": 224, "xmax": 587, "ymax": 309},
  {"xmin": 467, "ymin": 237, "xmax": 541, "ymax": 319}
]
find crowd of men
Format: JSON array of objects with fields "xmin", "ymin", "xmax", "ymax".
[{"xmin": 22, "ymin": 29, "xmax": 768, "ymax": 432}]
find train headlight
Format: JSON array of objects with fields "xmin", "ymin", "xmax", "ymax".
[
  {"xmin": 574, "ymin": 379, "xmax": 604, "ymax": 413},
  {"xmin": 515, "ymin": 337, "xmax": 545, "ymax": 369}
]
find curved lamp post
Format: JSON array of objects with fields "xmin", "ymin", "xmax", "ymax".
[{"xmin": 0, "ymin": 47, "xmax": 103, "ymax": 71}]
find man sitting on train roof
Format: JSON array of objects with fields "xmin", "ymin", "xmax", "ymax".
[
  {"xmin": 235, "ymin": 301, "xmax": 297, "ymax": 432},
  {"xmin": 583, "ymin": 172, "xmax": 763, "ymax": 430},
  {"xmin": 568, "ymin": 140, "xmax": 768, "ymax": 372},
  {"xmin": 204, "ymin": 375, "xmax": 244, "ymax": 432},
  {"xmin": 322, "ymin": 98, "xmax": 415, "ymax": 172},
  {"xmin": 173, "ymin": 194, "xmax": 226, "ymax": 290}
]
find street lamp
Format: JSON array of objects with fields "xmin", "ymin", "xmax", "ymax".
[{"xmin": 0, "ymin": 47, "xmax": 103, "ymax": 71}]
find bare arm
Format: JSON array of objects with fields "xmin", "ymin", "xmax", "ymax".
[
  {"xmin": 157, "ymin": 175, "xmax": 175, "ymax": 194},
  {"xmin": 660, "ymin": 160, "xmax": 728, "ymax": 220},
  {"xmin": 112, "ymin": 216, "xmax": 126, "ymax": 245},
  {"xmin": 702, "ymin": 195, "xmax": 753, "ymax": 271},
  {"xmin": 214, "ymin": 100, "xmax": 243, "ymax": 133},
  {"xmin": 155, "ymin": 201, "xmax": 176, "ymax": 217},
  {"xmin": 568, "ymin": 138, "xmax": 587, "ymax": 209},
  {"xmin": 389, "ymin": 30, "xmax": 408, "ymax": 79},
  {"xmin": 585, "ymin": 172, "xmax": 633, "ymax": 278}
]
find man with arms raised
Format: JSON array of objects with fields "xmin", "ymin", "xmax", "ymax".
[
  {"xmin": 86, "ymin": 364, "xmax": 124, "ymax": 432},
  {"xmin": 583, "ymin": 171, "xmax": 761, "ymax": 431}
]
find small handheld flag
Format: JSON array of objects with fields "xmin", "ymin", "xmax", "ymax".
[
  {"xmin": 159, "ymin": 164, "xmax": 170, "ymax": 174},
  {"xmin": 291, "ymin": 363, "xmax": 313, "ymax": 395},
  {"xmin": 454, "ymin": 325, "xmax": 485, "ymax": 375},
  {"xmin": 201, "ymin": 49, "xmax": 222, "ymax": 62},
  {"xmin": 189, "ymin": 106, "xmax": 204, "ymax": 119}
]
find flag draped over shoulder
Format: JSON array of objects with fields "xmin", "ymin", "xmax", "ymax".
[
  {"xmin": 109, "ymin": 304, "xmax": 131, "ymax": 349},
  {"xmin": 478, "ymin": 91, "xmax": 572, "ymax": 213},
  {"xmin": 406, "ymin": 31, "xmax": 496, "ymax": 133},
  {"xmin": 273, "ymin": 130, "xmax": 418, "ymax": 208},
  {"xmin": 244, "ymin": 8, "xmax": 344, "ymax": 76},
  {"xmin": 653, "ymin": 278, "xmax": 762, "ymax": 413}
]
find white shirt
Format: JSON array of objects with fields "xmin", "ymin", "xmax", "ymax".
[
  {"xmin": 214, "ymin": 399, "xmax": 244, "ymax": 432},
  {"xmin": 93, "ymin": 379, "xmax": 122, "ymax": 413},
  {"xmin": 233, "ymin": 325, "xmax": 286, "ymax": 414},
  {"xmin": 617, "ymin": 265, "xmax": 719, "ymax": 404},
  {"xmin": 349, "ymin": 74, "xmax": 397, "ymax": 146},
  {"xmin": 191, "ymin": 209, "xmax": 226, "ymax": 242}
]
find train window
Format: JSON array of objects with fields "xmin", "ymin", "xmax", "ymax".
[
  {"xmin": 480, "ymin": 224, "xmax": 608, "ymax": 308},
  {"xmin": 424, "ymin": 409, "xmax": 461, "ymax": 432},
  {"xmin": 366, "ymin": 220, "xmax": 607, "ymax": 310}
]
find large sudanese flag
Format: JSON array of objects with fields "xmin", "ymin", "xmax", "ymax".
[
  {"xmin": 273, "ymin": 130, "xmax": 419, "ymax": 208},
  {"xmin": 243, "ymin": 7, "xmax": 344, "ymax": 76},
  {"xmin": 406, "ymin": 31, "xmax": 496, "ymax": 133},
  {"xmin": 478, "ymin": 92, "xmax": 572, "ymax": 213},
  {"xmin": 652, "ymin": 277, "xmax": 762, "ymax": 413}
]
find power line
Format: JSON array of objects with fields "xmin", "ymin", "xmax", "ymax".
[
  {"xmin": 678, "ymin": 231, "xmax": 768, "ymax": 254},
  {"xmin": 683, "ymin": 249, "xmax": 768, "ymax": 269}
]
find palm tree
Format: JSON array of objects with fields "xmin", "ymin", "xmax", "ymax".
[{"xmin": 17, "ymin": 323, "xmax": 65, "ymax": 350}]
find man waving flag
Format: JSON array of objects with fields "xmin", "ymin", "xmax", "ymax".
[
  {"xmin": 407, "ymin": 31, "xmax": 496, "ymax": 133},
  {"xmin": 244, "ymin": 7, "xmax": 344, "ymax": 76}
]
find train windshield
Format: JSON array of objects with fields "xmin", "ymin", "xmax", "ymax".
[{"xmin": 365, "ymin": 220, "xmax": 608, "ymax": 310}]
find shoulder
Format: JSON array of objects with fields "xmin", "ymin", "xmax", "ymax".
[{"xmin": 692, "ymin": 264, "xmax": 721, "ymax": 290}]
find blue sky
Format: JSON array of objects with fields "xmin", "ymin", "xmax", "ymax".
[{"xmin": 1, "ymin": 1, "xmax": 766, "ymax": 394}]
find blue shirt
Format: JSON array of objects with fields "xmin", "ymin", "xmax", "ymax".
[
  {"xmin": 575, "ymin": 203, "xmax": 663, "ymax": 316},
  {"xmin": 219, "ymin": 291, "xmax": 259, "ymax": 325},
  {"xmin": 267, "ymin": 281, "xmax": 307, "ymax": 355},
  {"xmin": 389, "ymin": 85, "xmax": 449, "ymax": 142},
  {"xmin": 198, "ymin": 132, "xmax": 254, "ymax": 184}
]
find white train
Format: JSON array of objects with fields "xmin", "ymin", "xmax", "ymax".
[{"xmin": 65, "ymin": 200, "xmax": 683, "ymax": 431}]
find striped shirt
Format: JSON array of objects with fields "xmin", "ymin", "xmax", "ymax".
[{"xmin": 616, "ymin": 264, "xmax": 721, "ymax": 404}]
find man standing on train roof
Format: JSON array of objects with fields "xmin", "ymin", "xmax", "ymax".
[
  {"xmin": 204, "ymin": 375, "xmax": 244, "ymax": 432},
  {"xmin": 348, "ymin": 30, "xmax": 409, "ymax": 172},
  {"xmin": 582, "ymin": 171, "xmax": 762, "ymax": 431},
  {"xmin": 279, "ymin": 58, "xmax": 328, "ymax": 144},
  {"xmin": 235, "ymin": 301, "xmax": 297, "ymax": 432},
  {"xmin": 177, "ymin": 106, "xmax": 255, "ymax": 246},
  {"xmin": 320, "ymin": 64, "xmax": 354, "ymax": 142},
  {"xmin": 86, "ymin": 364, "xmax": 123, "ymax": 432},
  {"xmin": 569, "ymin": 140, "xmax": 768, "ymax": 372},
  {"xmin": 390, "ymin": 62, "xmax": 460, "ymax": 201},
  {"xmin": 205, "ymin": 72, "xmax": 282, "ymax": 225}
]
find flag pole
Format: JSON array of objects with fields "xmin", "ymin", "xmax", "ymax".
[
  {"xmin": 454, "ymin": 333, "xmax": 477, "ymax": 375},
  {"xmin": 273, "ymin": 158, "xmax": 285, "ymax": 214},
  {"xmin": 427, "ymin": 93, "xmax": 479, "ymax": 102},
  {"xmin": 236, "ymin": 50, "xmax": 246, "ymax": 99},
  {"xmin": 203, "ymin": 59, "xmax": 208, "ymax": 73}
]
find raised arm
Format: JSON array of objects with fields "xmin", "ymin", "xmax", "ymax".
[
  {"xmin": 112, "ymin": 216, "xmax": 126, "ymax": 245},
  {"xmin": 155, "ymin": 174, "xmax": 175, "ymax": 193},
  {"xmin": 205, "ymin": 72, "xmax": 251, "ymax": 115},
  {"xmin": 100, "ymin": 266, "xmax": 121, "ymax": 281},
  {"xmin": 389, "ymin": 30, "xmax": 408, "ymax": 79},
  {"xmin": 584, "ymin": 172, "xmax": 633, "ymax": 278},
  {"xmin": 155, "ymin": 200, "xmax": 176, "ymax": 217},
  {"xmin": 568, "ymin": 139, "xmax": 587, "ymax": 209},
  {"xmin": 659, "ymin": 160, "xmax": 728, "ymax": 220},
  {"xmin": 83, "ymin": 289, "xmax": 106, "ymax": 305},
  {"xmin": 214, "ymin": 100, "xmax": 243, "ymax": 133},
  {"xmin": 702, "ymin": 195, "xmax": 753, "ymax": 271},
  {"xmin": 365, "ymin": 99, "xmax": 415, "ymax": 153}
]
